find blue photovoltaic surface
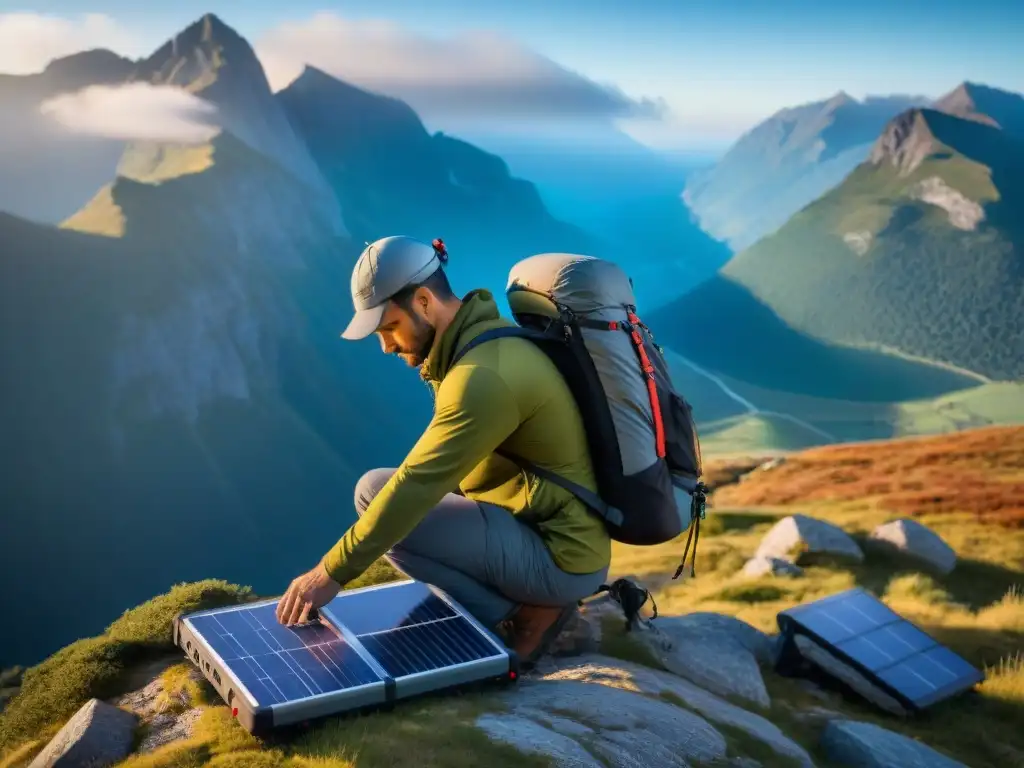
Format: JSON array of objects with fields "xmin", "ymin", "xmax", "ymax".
[
  {"xmin": 189, "ymin": 582, "xmax": 507, "ymax": 709},
  {"xmin": 189, "ymin": 603, "xmax": 380, "ymax": 707},
  {"xmin": 779, "ymin": 588, "xmax": 983, "ymax": 708},
  {"xmin": 322, "ymin": 581, "xmax": 504, "ymax": 679}
]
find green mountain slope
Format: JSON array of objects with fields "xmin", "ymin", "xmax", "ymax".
[
  {"xmin": 717, "ymin": 95, "xmax": 1024, "ymax": 381},
  {"xmin": 683, "ymin": 92, "xmax": 927, "ymax": 250}
]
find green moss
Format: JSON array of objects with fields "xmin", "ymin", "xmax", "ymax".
[{"xmin": 0, "ymin": 580, "xmax": 252, "ymax": 752}]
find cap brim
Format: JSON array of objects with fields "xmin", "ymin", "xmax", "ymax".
[{"xmin": 340, "ymin": 303, "xmax": 386, "ymax": 340}]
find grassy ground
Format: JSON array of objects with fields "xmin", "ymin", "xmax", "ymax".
[
  {"xmin": 1, "ymin": 428, "xmax": 1021, "ymax": 768},
  {"xmin": 606, "ymin": 431, "xmax": 1024, "ymax": 767}
]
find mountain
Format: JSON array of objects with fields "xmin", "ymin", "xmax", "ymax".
[
  {"xmin": 274, "ymin": 65, "xmax": 592, "ymax": 295},
  {"xmin": 0, "ymin": 49, "xmax": 136, "ymax": 223},
  {"xmin": 683, "ymin": 92, "xmax": 929, "ymax": 251},
  {"xmin": 672, "ymin": 84, "xmax": 1024, "ymax": 383},
  {"xmin": 0, "ymin": 12, "xmax": 592, "ymax": 667}
]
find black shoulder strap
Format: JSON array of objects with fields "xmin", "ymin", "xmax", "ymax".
[{"xmin": 448, "ymin": 324, "xmax": 625, "ymax": 528}]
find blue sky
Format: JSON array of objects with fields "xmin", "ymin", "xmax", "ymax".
[{"xmin": 3, "ymin": 0, "xmax": 1022, "ymax": 150}]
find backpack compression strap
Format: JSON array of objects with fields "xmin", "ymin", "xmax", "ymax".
[{"xmin": 449, "ymin": 326, "xmax": 626, "ymax": 529}]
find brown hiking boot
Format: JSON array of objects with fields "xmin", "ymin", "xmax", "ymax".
[{"xmin": 507, "ymin": 603, "xmax": 579, "ymax": 666}]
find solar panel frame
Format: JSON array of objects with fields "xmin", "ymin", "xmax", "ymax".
[
  {"xmin": 775, "ymin": 587, "xmax": 984, "ymax": 712},
  {"xmin": 172, "ymin": 579, "xmax": 517, "ymax": 734}
]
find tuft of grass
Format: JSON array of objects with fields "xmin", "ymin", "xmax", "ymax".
[
  {"xmin": 0, "ymin": 580, "xmax": 252, "ymax": 753},
  {"xmin": 713, "ymin": 583, "xmax": 788, "ymax": 603}
]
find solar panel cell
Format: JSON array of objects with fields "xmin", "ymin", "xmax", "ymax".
[{"xmin": 321, "ymin": 580, "xmax": 457, "ymax": 635}]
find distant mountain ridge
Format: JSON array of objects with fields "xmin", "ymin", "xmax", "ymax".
[
  {"xmin": 685, "ymin": 82, "xmax": 1024, "ymax": 382},
  {"xmin": 683, "ymin": 91, "xmax": 930, "ymax": 250}
]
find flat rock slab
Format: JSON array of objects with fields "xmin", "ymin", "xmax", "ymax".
[
  {"xmin": 755, "ymin": 514, "xmax": 864, "ymax": 565},
  {"xmin": 29, "ymin": 698, "xmax": 138, "ymax": 768},
  {"xmin": 486, "ymin": 676, "xmax": 729, "ymax": 767},
  {"xmin": 476, "ymin": 713, "xmax": 604, "ymax": 768},
  {"xmin": 821, "ymin": 720, "xmax": 968, "ymax": 767},
  {"xmin": 869, "ymin": 519, "xmax": 957, "ymax": 575},
  {"xmin": 635, "ymin": 613, "xmax": 773, "ymax": 707},
  {"xmin": 540, "ymin": 655, "xmax": 814, "ymax": 767}
]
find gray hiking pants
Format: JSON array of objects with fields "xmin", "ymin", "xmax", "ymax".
[{"xmin": 353, "ymin": 468, "xmax": 610, "ymax": 630}]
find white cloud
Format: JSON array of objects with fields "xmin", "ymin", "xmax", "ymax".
[
  {"xmin": 0, "ymin": 12, "xmax": 140, "ymax": 75},
  {"xmin": 256, "ymin": 13, "xmax": 668, "ymax": 121},
  {"xmin": 40, "ymin": 83, "xmax": 221, "ymax": 144}
]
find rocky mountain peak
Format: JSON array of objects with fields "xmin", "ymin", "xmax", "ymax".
[{"xmin": 868, "ymin": 108, "xmax": 937, "ymax": 175}]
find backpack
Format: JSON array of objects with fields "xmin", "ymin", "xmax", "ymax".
[{"xmin": 451, "ymin": 252, "xmax": 709, "ymax": 579}]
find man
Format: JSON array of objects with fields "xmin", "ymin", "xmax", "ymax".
[{"xmin": 275, "ymin": 235, "xmax": 610, "ymax": 664}]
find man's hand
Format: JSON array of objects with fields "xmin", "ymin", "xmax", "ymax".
[{"xmin": 276, "ymin": 562, "xmax": 342, "ymax": 626}]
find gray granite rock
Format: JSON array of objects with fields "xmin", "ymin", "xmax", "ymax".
[
  {"xmin": 821, "ymin": 720, "xmax": 968, "ymax": 767},
  {"xmin": 476, "ymin": 713, "xmax": 604, "ymax": 767},
  {"xmin": 742, "ymin": 555, "xmax": 805, "ymax": 578},
  {"xmin": 869, "ymin": 519, "xmax": 957, "ymax": 575},
  {"xmin": 755, "ymin": 514, "xmax": 864, "ymax": 565},
  {"xmin": 541, "ymin": 655, "xmax": 814, "ymax": 767},
  {"xmin": 635, "ymin": 613, "xmax": 773, "ymax": 707},
  {"xmin": 29, "ymin": 698, "xmax": 138, "ymax": 768},
  {"xmin": 493, "ymin": 677, "xmax": 729, "ymax": 766}
]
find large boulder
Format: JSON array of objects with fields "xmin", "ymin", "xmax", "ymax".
[
  {"xmin": 485, "ymin": 677, "xmax": 729, "ymax": 767},
  {"xmin": 755, "ymin": 514, "xmax": 864, "ymax": 565},
  {"xmin": 868, "ymin": 519, "xmax": 957, "ymax": 574},
  {"xmin": 28, "ymin": 698, "xmax": 138, "ymax": 768},
  {"xmin": 635, "ymin": 613, "xmax": 774, "ymax": 707},
  {"xmin": 821, "ymin": 720, "xmax": 968, "ymax": 767},
  {"xmin": 536, "ymin": 655, "xmax": 814, "ymax": 767}
]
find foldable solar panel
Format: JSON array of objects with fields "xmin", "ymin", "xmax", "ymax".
[
  {"xmin": 172, "ymin": 579, "xmax": 518, "ymax": 733},
  {"xmin": 775, "ymin": 588, "xmax": 984, "ymax": 712}
]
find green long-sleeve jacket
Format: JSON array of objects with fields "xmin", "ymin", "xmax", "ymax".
[{"xmin": 321, "ymin": 289, "xmax": 611, "ymax": 585}]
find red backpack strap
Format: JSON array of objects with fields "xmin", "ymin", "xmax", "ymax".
[{"xmin": 625, "ymin": 310, "xmax": 666, "ymax": 459}]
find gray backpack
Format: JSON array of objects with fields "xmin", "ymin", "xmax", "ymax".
[{"xmin": 452, "ymin": 253, "xmax": 708, "ymax": 579}]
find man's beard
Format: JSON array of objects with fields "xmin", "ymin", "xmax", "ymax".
[{"xmin": 397, "ymin": 315, "xmax": 436, "ymax": 368}]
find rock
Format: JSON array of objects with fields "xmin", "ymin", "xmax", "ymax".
[
  {"xmin": 742, "ymin": 556, "xmax": 804, "ymax": 578},
  {"xmin": 793, "ymin": 636, "xmax": 907, "ymax": 716},
  {"xmin": 491, "ymin": 677, "xmax": 729, "ymax": 766},
  {"xmin": 547, "ymin": 605, "xmax": 602, "ymax": 657},
  {"xmin": 821, "ymin": 720, "xmax": 968, "ymax": 767},
  {"xmin": 114, "ymin": 663, "xmax": 204, "ymax": 752},
  {"xmin": 869, "ymin": 519, "xmax": 957, "ymax": 575},
  {"xmin": 539, "ymin": 655, "xmax": 814, "ymax": 767},
  {"xmin": 635, "ymin": 613, "xmax": 774, "ymax": 707},
  {"xmin": 755, "ymin": 514, "xmax": 864, "ymax": 565},
  {"xmin": 28, "ymin": 698, "xmax": 138, "ymax": 768},
  {"xmin": 476, "ymin": 714, "xmax": 604, "ymax": 768}
]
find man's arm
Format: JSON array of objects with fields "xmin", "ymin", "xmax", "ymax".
[{"xmin": 321, "ymin": 363, "xmax": 521, "ymax": 585}]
